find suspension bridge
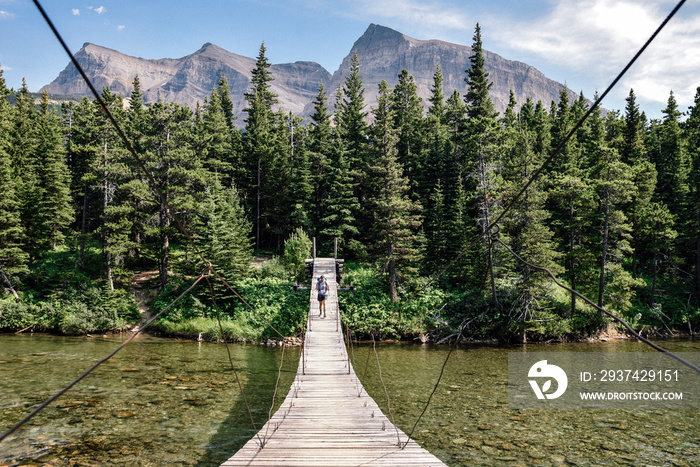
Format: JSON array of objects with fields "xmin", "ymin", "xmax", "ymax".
[{"xmin": 222, "ymin": 257, "xmax": 446, "ymax": 466}]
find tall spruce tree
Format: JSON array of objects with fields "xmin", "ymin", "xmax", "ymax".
[
  {"xmin": 243, "ymin": 43, "xmax": 278, "ymax": 248},
  {"xmin": 308, "ymin": 84, "xmax": 334, "ymax": 237},
  {"xmin": 464, "ymin": 23, "xmax": 501, "ymax": 305},
  {"xmin": 684, "ymin": 87, "xmax": 700, "ymax": 299},
  {"xmin": 337, "ymin": 53, "xmax": 370, "ymax": 247},
  {"xmin": 35, "ymin": 91, "xmax": 72, "ymax": 251},
  {"xmin": 368, "ymin": 81, "xmax": 422, "ymax": 301},
  {"xmin": 0, "ymin": 70, "xmax": 28, "ymax": 298},
  {"xmin": 199, "ymin": 177, "xmax": 253, "ymax": 295},
  {"xmin": 392, "ymin": 69, "xmax": 424, "ymax": 195}
]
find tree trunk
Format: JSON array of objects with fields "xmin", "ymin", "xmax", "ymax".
[
  {"xmin": 159, "ymin": 205, "xmax": 170, "ymax": 289},
  {"xmin": 1, "ymin": 270, "xmax": 20, "ymax": 302},
  {"xmin": 569, "ymin": 193, "xmax": 576, "ymax": 318},
  {"xmin": 78, "ymin": 182, "xmax": 88, "ymax": 270},
  {"xmin": 103, "ymin": 138, "xmax": 114, "ymax": 291},
  {"xmin": 696, "ymin": 217, "xmax": 700, "ymax": 302},
  {"xmin": 597, "ymin": 176, "xmax": 611, "ymax": 308},
  {"xmin": 651, "ymin": 253, "xmax": 658, "ymax": 306},
  {"xmin": 388, "ymin": 243, "xmax": 398, "ymax": 302},
  {"xmin": 256, "ymin": 155, "xmax": 261, "ymax": 250}
]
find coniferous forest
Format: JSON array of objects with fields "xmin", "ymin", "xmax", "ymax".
[{"xmin": 1, "ymin": 25, "xmax": 699, "ymax": 342}]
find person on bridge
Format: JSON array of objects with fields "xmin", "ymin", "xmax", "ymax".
[{"xmin": 316, "ymin": 275, "xmax": 328, "ymax": 318}]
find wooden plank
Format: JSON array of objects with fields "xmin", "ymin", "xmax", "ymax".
[{"xmin": 222, "ymin": 258, "xmax": 446, "ymax": 466}]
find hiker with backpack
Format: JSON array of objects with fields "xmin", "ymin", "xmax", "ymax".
[{"xmin": 316, "ymin": 275, "xmax": 329, "ymax": 318}]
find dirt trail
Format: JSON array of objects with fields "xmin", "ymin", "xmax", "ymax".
[{"xmin": 129, "ymin": 271, "xmax": 159, "ymax": 332}]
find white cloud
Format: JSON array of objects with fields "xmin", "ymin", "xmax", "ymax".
[
  {"xmin": 0, "ymin": 10, "xmax": 14, "ymax": 20},
  {"xmin": 117, "ymin": 24, "xmax": 126, "ymax": 31},
  {"xmin": 72, "ymin": 9, "xmax": 80, "ymax": 16},
  {"xmin": 354, "ymin": 0, "xmax": 471, "ymax": 32},
  {"xmin": 87, "ymin": 5, "xmax": 107, "ymax": 15},
  {"xmin": 498, "ymin": 0, "xmax": 700, "ymax": 111}
]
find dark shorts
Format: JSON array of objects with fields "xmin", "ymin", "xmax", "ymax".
[{"xmin": 318, "ymin": 294, "xmax": 326, "ymax": 302}]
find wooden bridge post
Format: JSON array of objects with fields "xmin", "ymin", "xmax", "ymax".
[
  {"xmin": 334, "ymin": 237, "xmax": 338, "ymax": 259},
  {"xmin": 312, "ymin": 237, "xmax": 316, "ymax": 259}
]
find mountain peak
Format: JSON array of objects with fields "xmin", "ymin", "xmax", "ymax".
[{"xmin": 353, "ymin": 24, "xmax": 409, "ymax": 51}]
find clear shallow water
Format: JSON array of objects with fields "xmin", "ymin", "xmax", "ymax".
[{"xmin": 0, "ymin": 334, "xmax": 698, "ymax": 466}]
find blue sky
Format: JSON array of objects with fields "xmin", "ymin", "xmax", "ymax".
[{"xmin": 1, "ymin": 0, "xmax": 699, "ymax": 118}]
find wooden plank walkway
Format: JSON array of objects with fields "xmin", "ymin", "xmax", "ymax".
[{"xmin": 222, "ymin": 257, "xmax": 446, "ymax": 466}]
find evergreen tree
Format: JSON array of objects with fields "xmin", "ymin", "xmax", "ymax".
[
  {"xmin": 464, "ymin": 23, "xmax": 502, "ymax": 305},
  {"xmin": 654, "ymin": 92, "xmax": 690, "ymax": 219},
  {"xmin": 427, "ymin": 64, "xmax": 445, "ymax": 121},
  {"xmin": 547, "ymin": 88, "xmax": 595, "ymax": 316},
  {"xmin": 621, "ymin": 89, "xmax": 656, "ymax": 278},
  {"xmin": 321, "ymin": 148, "xmax": 360, "ymax": 256},
  {"xmin": 9, "ymin": 80, "xmax": 41, "ymax": 258},
  {"xmin": 337, "ymin": 53, "xmax": 370, "ymax": 248},
  {"xmin": 217, "ymin": 74, "xmax": 236, "ymax": 130},
  {"xmin": 392, "ymin": 69, "xmax": 424, "ymax": 193},
  {"xmin": 243, "ymin": 43, "xmax": 278, "ymax": 248},
  {"xmin": 587, "ymin": 103, "xmax": 641, "ymax": 309},
  {"xmin": 502, "ymin": 104, "xmax": 561, "ymax": 342},
  {"xmin": 143, "ymin": 101, "xmax": 203, "ymax": 288},
  {"xmin": 0, "ymin": 70, "xmax": 28, "ymax": 297},
  {"xmin": 35, "ymin": 91, "xmax": 73, "ymax": 251},
  {"xmin": 684, "ymin": 87, "xmax": 700, "ymax": 299},
  {"xmin": 639, "ymin": 201, "xmax": 677, "ymax": 304},
  {"xmin": 368, "ymin": 81, "xmax": 422, "ymax": 301},
  {"xmin": 199, "ymin": 177, "xmax": 253, "ymax": 292},
  {"xmin": 308, "ymin": 84, "xmax": 334, "ymax": 236}
]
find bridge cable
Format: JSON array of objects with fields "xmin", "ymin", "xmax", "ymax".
[
  {"xmin": 262, "ymin": 341, "xmax": 287, "ymax": 446},
  {"xmin": 0, "ymin": 265, "xmax": 212, "ymax": 444},
  {"xmin": 398, "ymin": 0, "xmax": 691, "ymax": 442},
  {"xmin": 205, "ymin": 276, "xmax": 262, "ymax": 445},
  {"xmin": 371, "ymin": 334, "xmax": 403, "ymax": 447}
]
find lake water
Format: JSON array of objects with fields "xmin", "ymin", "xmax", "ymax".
[{"xmin": 0, "ymin": 334, "xmax": 697, "ymax": 466}]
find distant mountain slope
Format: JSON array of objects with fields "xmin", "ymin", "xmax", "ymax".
[
  {"xmin": 321, "ymin": 24, "xmax": 577, "ymax": 117},
  {"xmin": 42, "ymin": 24, "xmax": 578, "ymax": 123}
]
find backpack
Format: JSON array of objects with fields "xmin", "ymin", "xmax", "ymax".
[{"xmin": 317, "ymin": 277, "xmax": 328, "ymax": 294}]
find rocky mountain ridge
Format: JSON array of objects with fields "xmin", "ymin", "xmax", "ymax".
[{"xmin": 42, "ymin": 24, "xmax": 578, "ymax": 123}]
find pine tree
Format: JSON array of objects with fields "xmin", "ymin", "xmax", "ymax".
[
  {"xmin": 321, "ymin": 148, "xmax": 360, "ymax": 256},
  {"xmin": 501, "ymin": 104, "xmax": 561, "ymax": 341},
  {"xmin": 217, "ymin": 74, "xmax": 236, "ymax": 130},
  {"xmin": 684, "ymin": 87, "xmax": 700, "ymax": 299},
  {"xmin": 368, "ymin": 81, "xmax": 422, "ymax": 301},
  {"xmin": 308, "ymin": 84, "xmax": 334, "ymax": 236},
  {"xmin": 639, "ymin": 201, "xmax": 677, "ymax": 305},
  {"xmin": 547, "ymin": 88, "xmax": 595, "ymax": 316},
  {"xmin": 463, "ymin": 23, "xmax": 501, "ymax": 305},
  {"xmin": 337, "ymin": 53, "xmax": 370, "ymax": 246},
  {"xmin": 142, "ymin": 101, "xmax": 203, "ymax": 288},
  {"xmin": 392, "ymin": 69, "xmax": 424, "ymax": 194},
  {"xmin": 199, "ymin": 177, "xmax": 253, "ymax": 292},
  {"xmin": 654, "ymin": 92, "xmax": 690, "ymax": 218},
  {"xmin": 35, "ymin": 91, "xmax": 73, "ymax": 251},
  {"xmin": 587, "ymin": 103, "xmax": 641, "ymax": 309},
  {"xmin": 621, "ymin": 89, "xmax": 656, "ymax": 278},
  {"xmin": 243, "ymin": 43, "xmax": 278, "ymax": 248},
  {"xmin": 9, "ymin": 80, "xmax": 41, "ymax": 258},
  {"xmin": 0, "ymin": 70, "xmax": 28, "ymax": 297}
]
